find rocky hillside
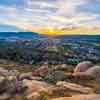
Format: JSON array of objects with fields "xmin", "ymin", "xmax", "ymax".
[{"xmin": 0, "ymin": 61, "xmax": 100, "ymax": 100}]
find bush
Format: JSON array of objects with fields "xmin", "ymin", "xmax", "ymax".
[
  {"xmin": 39, "ymin": 91, "xmax": 49, "ymax": 100},
  {"xmin": 44, "ymin": 71, "xmax": 67, "ymax": 84}
]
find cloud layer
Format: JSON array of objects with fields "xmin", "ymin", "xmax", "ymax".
[{"xmin": 0, "ymin": 0, "xmax": 100, "ymax": 33}]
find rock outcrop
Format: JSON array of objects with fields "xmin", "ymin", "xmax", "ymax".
[
  {"xmin": 50, "ymin": 94, "xmax": 100, "ymax": 100},
  {"xmin": 19, "ymin": 72, "xmax": 42, "ymax": 81},
  {"xmin": 23, "ymin": 79, "xmax": 54, "ymax": 100},
  {"xmin": 56, "ymin": 81, "xmax": 93, "ymax": 94},
  {"xmin": 0, "ymin": 62, "xmax": 99, "ymax": 100}
]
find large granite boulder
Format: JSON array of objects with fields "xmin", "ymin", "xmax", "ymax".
[
  {"xmin": 74, "ymin": 61, "xmax": 94, "ymax": 73},
  {"xmin": 72, "ymin": 65, "xmax": 100, "ymax": 82},
  {"xmin": 85, "ymin": 66, "xmax": 100, "ymax": 79}
]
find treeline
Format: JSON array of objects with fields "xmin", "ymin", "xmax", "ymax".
[{"xmin": 0, "ymin": 46, "xmax": 67, "ymax": 65}]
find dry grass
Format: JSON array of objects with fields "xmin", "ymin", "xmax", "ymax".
[{"xmin": 0, "ymin": 63, "xmax": 35, "ymax": 73}]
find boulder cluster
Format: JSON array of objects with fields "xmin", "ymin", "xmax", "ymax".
[
  {"xmin": 0, "ymin": 61, "xmax": 99, "ymax": 100},
  {"xmin": 0, "ymin": 66, "xmax": 52, "ymax": 100}
]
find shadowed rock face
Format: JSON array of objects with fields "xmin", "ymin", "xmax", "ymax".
[
  {"xmin": 0, "ymin": 68, "xmax": 26, "ymax": 100},
  {"xmin": 0, "ymin": 77, "xmax": 25, "ymax": 100},
  {"xmin": 74, "ymin": 61, "xmax": 94, "ymax": 73}
]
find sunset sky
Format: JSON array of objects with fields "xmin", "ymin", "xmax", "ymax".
[{"xmin": 0, "ymin": 0, "xmax": 100, "ymax": 35}]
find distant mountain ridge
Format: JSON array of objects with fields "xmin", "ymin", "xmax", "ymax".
[
  {"xmin": 0, "ymin": 32, "xmax": 45, "ymax": 39},
  {"xmin": 0, "ymin": 32, "xmax": 100, "ymax": 41}
]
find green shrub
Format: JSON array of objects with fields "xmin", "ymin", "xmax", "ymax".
[
  {"xmin": 45, "ymin": 71, "xmax": 67, "ymax": 84},
  {"xmin": 39, "ymin": 91, "xmax": 49, "ymax": 100}
]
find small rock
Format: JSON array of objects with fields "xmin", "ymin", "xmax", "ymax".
[
  {"xmin": 19, "ymin": 72, "xmax": 42, "ymax": 81},
  {"xmin": 8, "ymin": 70, "xmax": 20, "ymax": 76},
  {"xmin": 0, "ymin": 93, "xmax": 11, "ymax": 100},
  {"xmin": 32, "ymin": 66, "xmax": 51, "ymax": 77},
  {"xmin": 0, "ymin": 68, "xmax": 9, "ymax": 76},
  {"xmin": 19, "ymin": 72, "xmax": 32, "ymax": 80}
]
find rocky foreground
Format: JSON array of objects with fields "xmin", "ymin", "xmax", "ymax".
[{"xmin": 0, "ymin": 61, "xmax": 100, "ymax": 100}]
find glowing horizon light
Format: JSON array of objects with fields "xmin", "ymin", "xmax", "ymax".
[{"xmin": 0, "ymin": 0, "xmax": 100, "ymax": 35}]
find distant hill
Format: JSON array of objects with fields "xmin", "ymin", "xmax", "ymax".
[
  {"xmin": 0, "ymin": 32, "xmax": 100, "ymax": 42},
  {"xmin": 0, "ymin": 32, "xmax": 45, "ymax": 39}
]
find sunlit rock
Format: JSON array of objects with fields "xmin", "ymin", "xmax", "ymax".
[{"xmin": 74, "ymin": 61, "xmax": 94, "ymax": 73}]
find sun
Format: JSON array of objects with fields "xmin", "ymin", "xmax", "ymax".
[
  {"xmin": 47, "ymin": 27, "xmax": 54, "ymax": 34},
  {"xmin": 39, "ymin": 27, "xmax": 58, "ymax": 36}
]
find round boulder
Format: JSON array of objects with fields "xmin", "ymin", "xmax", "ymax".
[
  {"xmin": 73, "ymin": 66, "xmax": 100, "ymax": 81},
  {"xmin": 85, "ymin": 66, "xmax": 100, "ymax": 79},
  {"xmin": 74, "ymin": 61, "xmax": 94, "ymax": 73}
]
